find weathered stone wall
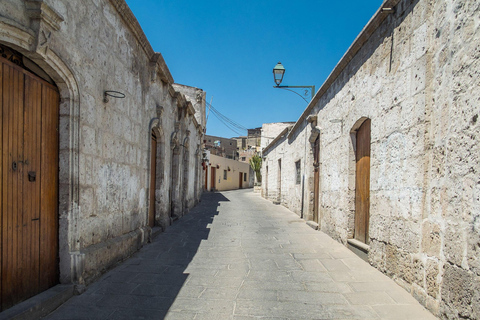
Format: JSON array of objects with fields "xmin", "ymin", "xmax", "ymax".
[
  {"xmin": 0, "ymin": 0, "xmax": 204, "ymax": 287},
  {"xmin": 261, "ymin": 122, "xmax": 295, "ymax": 150},
  {"xmin": 262, "ymin": 0, "xmax": 480, "ymax": 318}
]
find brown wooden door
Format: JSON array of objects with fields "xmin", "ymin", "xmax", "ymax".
[
  {"xmin": 211, "ymin": 167, "xmax": 216, "ymax": 191},
  {"xmin": 239, "ymin": 172, "xmax": 242, "ymax": 189},
  {"xmin": 277, "ymin": 160, "xmax": 281, "ymax": 200},
  {"xmin": 204, "ymin": 165, "xmax": 208, "ymax": 190},
  {"xmin": 265, "ymin": 166, "xmax": 268, "ymax": 196},
  {"xmin": 354, "ymin": 119, "xmax": 371, "ymax": 244},
  {"xmin": 148, "ymin": 131, "xmax": 156, "ymax": 228},
  {"xmin": 0, "ymin": 57, "xmax": 59, "ymax": 310},
  {"xmin": 313, "ymin": 136, "xmax": 320, "ymax": 223}
]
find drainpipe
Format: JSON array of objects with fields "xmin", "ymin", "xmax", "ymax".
[
  {"xmin": 301, "ymin": 118, "xmax": 307, "ymax": 219},
  {"xmin": 302, "ymin": 115, "xmax": 318, "ymax": 220},
  {"xmin": 301, "ymin": 175, "xmax": 305, "ymax": 219}
]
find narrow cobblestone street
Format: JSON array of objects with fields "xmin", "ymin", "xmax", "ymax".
[{"xmin": 45, "ymin": 190, "xmax": 436, "ymax": 319}]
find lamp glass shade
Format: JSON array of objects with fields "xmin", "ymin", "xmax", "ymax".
[{"xmin": 273, "ymin": 62, "xmax": 285, "ymax": 86}]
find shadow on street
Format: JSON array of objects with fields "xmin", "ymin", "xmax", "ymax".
[{"xmin": 45, "ymin": 192, "xmax": 230, "ymax": 319}]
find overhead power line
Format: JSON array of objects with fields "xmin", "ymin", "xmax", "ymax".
[{"xmin": 203, "ymin": 99, "xmax": 248, "ymax": 136}]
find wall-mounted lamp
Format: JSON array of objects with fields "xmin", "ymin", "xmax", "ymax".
[
  {"xmin": 104, "ymin": 90, "xmax": 126, "ymax": 103},
  {"xmin": 272, "ymin": 62, "xmax": 315, "ymax": 103}
]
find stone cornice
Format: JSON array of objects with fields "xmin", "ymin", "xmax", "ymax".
[
  {"xmin": 25, "ymin": 0, "xmax": 64, "ymax": 31},
  {"xmin": 150, "ymin": 52, "xmax": 174, "ymax": 84},
  {"xmin": 108, "ymin": 0, "xmax": 174, "ymax": 84},
  {"xmin": 186, "ymin": 101, "xmax": 195, "ymax": 116},
  {"xmin": 168, "ymin": 85, "xmax": 176, "ymax": 98},
  {"xmin": 288, "ymin": 0, "xmax": 402, "ymax": 139}
]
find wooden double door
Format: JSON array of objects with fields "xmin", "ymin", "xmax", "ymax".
[{"xmin": 0, "ymin": 56, "xmax": 59, "ymax": 310}]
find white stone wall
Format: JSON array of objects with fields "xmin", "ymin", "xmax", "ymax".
[
  {"xmin": 261, "ymin": 122, "xmax": 295, "ymax": 150},
  {"xmin": 0, "ymin": 0, "xmax": 204, "ymax": 286},
  {"xmin": 262, "ymin": 0, "xmax": 480, "ymax": 318}
]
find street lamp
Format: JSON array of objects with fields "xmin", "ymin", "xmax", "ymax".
[
  {"xmin": 272, "ymin": 62, "xmax": 315, "ymax": 103},
  {"xmin": 273, "ymin": 62, "xmax": 285, "ymax": 86}
]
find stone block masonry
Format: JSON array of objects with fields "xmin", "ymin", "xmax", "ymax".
[
  {"xmin": 262, "ymin": 0, "xmax": 480, "ymax": 318},
  {"xmin": 0, "ymin": 0, "xmax": 205, "ymax": 310}
]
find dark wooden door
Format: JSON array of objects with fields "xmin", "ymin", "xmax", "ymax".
[
  {"xmin": 211, "ymin": 167, "xmax": 216, "ymax": 191},
  {"xmin": 313, "ymin": 136, "xmax": 320, "ymax": 223},
  {"xmin": 354, "ymin": 119, "xmax": 371, "ymax": 244},
  {"xmin": 1, "ymin": 56, "xmax": 59, "ymax": 310},
  {"xmin": 204, "ymin": 165, "xmax": 208, "ymax": 190},
  {"xmin": 148, "ymin": 131, "xmax": 156, "ymax": 228},
  {"xmin": 277, "ymin": 160, "xmax": 281, "ymax": 200},
  {"xmin": 265, "ymin": 166, "xmax": 268, "ymax": 196},
  {"xmin": 239, "ymin": 172, "xmax": 242, "ymax": 189}
]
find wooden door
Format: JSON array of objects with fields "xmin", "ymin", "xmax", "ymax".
[
  {"xmin": 239, "ymin": 172, "xmax": 242, "ymax": 189},
  {"xmin": 148, "ymin": 131, "xmax": 156, "ymax": 228},
  {"xmin": 211, "ymin": 167, "xmax": 216, "ymax": 191},
  {"xmin": 354, "ymin": 119, "xmax": 371, "ymax": 244},
  {"xmin": 1, "ymin": 56, "xmax": 59, "ymax": 310},
  {"xmin": 204, "ymin": 165, "xmax": 208, "ymax": 190},
  {"xmin": 277, "ymin": 160, "xmax": 281, "ymax": 200},
  {"xmin": 313, "ymin": 136, "xmax": 320, "ymax": 223},
  {"xmin": 265, "ymin": 166, "xmax": 268, "ymax": 197}
]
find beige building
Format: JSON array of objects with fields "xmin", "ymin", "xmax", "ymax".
[
  {"xmin": 0, "ymin": 0, "xmax": 204, "ymax": 312},
  {"xmin": 262, "ymin": 0, "xmax": 480, "ymax": 319},
  {"xmin": 205, "ymin": 154, "xmax": 253, "ymax": 191}
]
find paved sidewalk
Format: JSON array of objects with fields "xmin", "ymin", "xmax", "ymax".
[{"xmin": 45, "ymin": 189, "xmax": 436, "ymax": 319}]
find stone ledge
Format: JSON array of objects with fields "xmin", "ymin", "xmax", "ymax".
[
  {"xmin": 0, "ymin": 284, "xmax": 74, "ymax": 320},
  {"xmin": 306, "ymin": 220, "xmax": 319, "ymax": 230},
  {"xmin": 81, "ymin": 226, "xmax": 150, "ymax": 285},
  {"xmin": 347, "ymin": 238, "xmax": 370, "ymax": 262}
]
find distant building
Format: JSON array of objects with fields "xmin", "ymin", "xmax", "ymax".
[
  {"xmin": 233, "ymin": 136, "xmax": 247, "ymax": 151},
  {"xmin": 233, "ymin": 127, "xmax": 263, "ymax": 164},
  {"xmin": 204, "ymin": 135, "xmax": 238, "ymax": 160},
  {"xmin": 247, "ymin": 127, "xmax": 261, "ymax": 150},
  {"xmin": 204, "ymin": 155, "xmax": 254, "ymax": 191}
]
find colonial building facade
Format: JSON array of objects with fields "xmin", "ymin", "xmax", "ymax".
[
  {"xmin": 204, "ymin": 154, "xmax": 253, "ymax": 192},
  {"xmin": 0, "ymin": 0, "xmax": 205, "ymax": 311},
  {"xmin": 262, "ymin": 0, "xmax": 480, "ymax": 318}
]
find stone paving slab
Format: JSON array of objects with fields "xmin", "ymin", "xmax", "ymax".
[{"xmin": 44, "ymin": 189, "xmax": 437, "ymax": 320}]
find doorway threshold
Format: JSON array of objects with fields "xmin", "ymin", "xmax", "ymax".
[
  {"xmin": 0, "ymin": 284, "xmax": 74, "ymax": 320},
  {"xmin": 347, "ymin": 238, "xmax": 369, "ymax": 262}
]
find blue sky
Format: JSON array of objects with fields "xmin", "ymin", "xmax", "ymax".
[{"xmin": 125, "ymin": 0, "xmax": 384, "ymax": 138}]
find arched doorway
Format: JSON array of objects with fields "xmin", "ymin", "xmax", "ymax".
[
  {"xmin": 170, "ymin": 130, "xmax": 181, "ymax": 220},
  {"xmin": 313, "ymin": 135, "xmax": 320, "ymax": 223},
  {"xmin": 148, "ymin": 130, "xmax": 157, "ymax": 228},
  {"xmin": 277, "ymin": 159, "xmax": 282, "ymax": 202},
  {"xmin": 181, "ymin": 136, "xmax": 190, "ymax": 213},
  {"xmin": 0, "ymin": 49, "xmax": 59, "ymax": 310},
  {"xmin": 354, "ymin": 119, "xmax": 371, "ymax": 244}
]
